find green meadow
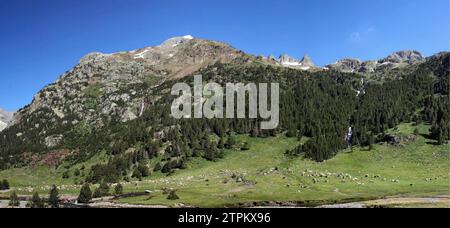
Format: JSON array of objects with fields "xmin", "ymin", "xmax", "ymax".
[{"xmin": 1, "ymin": 123, "xmax": 449, "ymax": 207}]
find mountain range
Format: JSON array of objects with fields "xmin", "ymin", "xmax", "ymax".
[
  {"xmin": 1, "ymin": 36, "xmax": 446, "ymax": 134},
  {"xmin": 0, "ymin": 35, "xmax": 448, "ymax": 156},
  {"xmin": 325, "ymin": 50, "xmax": 426, "ymax": 73}
]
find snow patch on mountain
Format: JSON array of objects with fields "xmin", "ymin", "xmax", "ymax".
[{"xmin": 134, "ymin": 50, "xmax": 150, "ymax": 59}]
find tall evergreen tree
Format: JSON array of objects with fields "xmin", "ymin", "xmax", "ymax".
[
  {"xmin": 48, "ymin": 185, "xmax": 60, "ymax": 208},
  {"xmin": 8, "ymin": 191, "xmax": 20, "ymax": 207},
  {"xmin": 114, "ymin": 183, "xmax": 123, "ymax": 195},
  {"xmin": 77, "ymin": 183, "xmax": 92, "ymax": 204},
  {"xmin": 30, "ymin": 192, "xmax": 45, "ymax": 208}
]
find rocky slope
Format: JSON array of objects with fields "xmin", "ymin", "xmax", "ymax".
[
  {"xmin": 255, "ymin": 54, "xmax": 320, "ymax": 71},
  {"xmin": 12, "ymin": 36, "xmax": 251, "ymax": 127},
  {"xmin": 0, "ymin": 108, "xmax": 12, "ymax": 132},
  {"xmin": 326, "ymin": 50, "xmax": 425, "ymax": 74},
  {"xmin": 258, "ymin": 50, "xmax": 427, "ymax": 73}
]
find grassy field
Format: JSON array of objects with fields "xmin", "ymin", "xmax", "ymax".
[
  {"xmin": 0, "ymin": 150, "xmax": 109, "ymax": 196},
  {"xmin": 1, "ymin": 123, "xmax": 449, "ymax": 207}
]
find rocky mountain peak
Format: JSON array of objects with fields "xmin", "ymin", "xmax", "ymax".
[
  {"xmin": 159, "ymin": 35, "xmax": 194, "ymax": 48},
  {"xmin": 327, "ymin": 58, "xmax": 363, "ymax": 73},
  {"xmin": 327, "ymin": 50, "xmax": 426, "ymax": 74},
  {"xmin": 381, "ymin": 50, "xmax": 424, "ymax": 64},
  {"xmin": 300, "ymin": 55, "xmax": 314, "ymax": 67},
  {"xmin": 279, "ymin": 54, "xmax": 296, "ymax": 63},
  {"xmin": 12, "ymin": 36, "xmax": 248, "ymax": 128},
  {"xmin": 79, "ymin": 52, "xmax": 111, "ymax": 65},
  {"xmin": 278, "ymin": 54, "xmax": 316, "ymax": 70},
  {"xmin": 70, "ymin": 35, "xmax": 245, "ymax": 81}
]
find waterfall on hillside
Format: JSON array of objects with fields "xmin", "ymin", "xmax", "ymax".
[
  {"xmin": 346, "ymin": 126, "xmax": 353, "ymax": 149},
  {"xmin": 139, "ymin": 101, "xmax": 145, "ymax": 117}
]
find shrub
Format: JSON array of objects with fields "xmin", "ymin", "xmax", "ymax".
[
  {"xmin": 167, "ymin": 190, "xmax": 180, "ymax": 200},
  {"xmin": 8, "ymin": 191, "xmax": 20, "ymax": 207},
  {"xmin": 30, "ymin": 192, "xmax": 45, "ymax": 208},
  {"xmin": 241, "ymin": 142, "xmax": 250, "ymax": 151},
  {"xmin": 77, "ymin": 183, "xmax": 92, "ymax": 204},
  {"xmin": 93, "ymin": 182, "xmax": 110, "ymax": 198},
  {"xmin": 114, "ymin": 183, "xmax": 124, "ymax": 195}
]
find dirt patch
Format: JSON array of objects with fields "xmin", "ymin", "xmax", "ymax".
[{"xmin": 22, "ymin": 149, "xmax": 72, "ymax": 167}]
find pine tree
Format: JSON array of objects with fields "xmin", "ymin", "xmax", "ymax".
[
  {"xmin": 77, "ymin": 183, "xmax": 92, "ymax": 204},
  {"xmin": 132, "ymin": 162, "xmax": 150, "ymax": 179},
  {"xmin": 132, "ymin": 167, "xmax": 143, "ymax": 179},
  {"xmin": 93, "ymin": 188, "xmax": 102, "ymax": 198},
  {"xmin": 114, "ymin": 183, "xmax": 123, "ymax": 195},
  {"xmin": 30, "ymin": 192, "xmax": 45, "ymax": 208},
  {"xmin": 161, "ymin": 162, "xmax": 172, "ymax": 174},
  {"xmin": 204, "ymin": 143, "xmax": 222, "ymax": 162},
  {"xmin": 286, "ymin": 126, "xmax": 297, "ymax": 138},
  {"xmin": 94, "ymin": 182, "xmax": 110, "ymax": 198},
  {"xmin": 48, "ymin": 185, "xmax": 60, "ymax": 208},
  {"xmin": 74, "ymin": 168, "xmax": 81, "ymax": 177},
  {"xmin": 225, "ymin": 136, "xmax": 236, "ymax": 149},
  {"xmin": 138, "ymin": 162, "xmax": 150, "ymax": 177},
  {"xmin": 8, "ymin": 191, "xmax": 20, "ymax": 207},
  {"xmin": 99, "ymin": 182, "xmax": 110, "ymax": 196}
]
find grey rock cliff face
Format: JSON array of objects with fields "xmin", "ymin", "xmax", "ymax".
[
  {"xmin": 300, "ymin": 55, "xmax": 315, "ymax": 67},
  {"xmin": 278, "ymin": 54, "xmax": 316, "ymax": 70},
  {"xmin": 381, "ymin": 50, "xmax": 424, "ymax": 64},
  {"xmin": 328, "ymin": 59, "xmax": 363, "ymax": 73},
  {"xmin": 0, "ymin": 108, "xmax": 13, "ymax": 131},
  {"xmin": 327, "ymin": 50, "xmax": 426, "ymax": 74}
]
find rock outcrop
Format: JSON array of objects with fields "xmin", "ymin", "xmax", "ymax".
[
  {"xmin": 0, "ymin": 108, "xmax": 12, "ymax": 131},
  {"xmin": 327, "ymin": 50, "xmax": 426, "ymax": 74},
  {"xmin": 278, "ymin": 54, "xmax": 316, "ymax": 70},
  {"xmin": 380, "ymin": 50, "xmax": 424, "ymax": 64}
]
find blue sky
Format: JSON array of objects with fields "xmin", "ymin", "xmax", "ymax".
[{"xmin": 0, "ymin": 0, "xmax": 448, "ymax": 111}]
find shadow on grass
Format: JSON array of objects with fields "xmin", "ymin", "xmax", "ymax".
[
  {"xmin": 418, "ymin": 133, "xmax": 444, "ymax": 145},
  {"xmin": 426, "ymin": 141, "xmax": 445, "ymax": 146}
]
